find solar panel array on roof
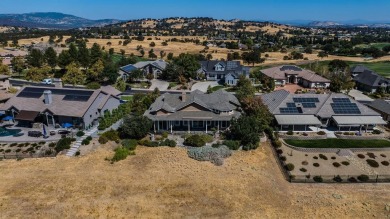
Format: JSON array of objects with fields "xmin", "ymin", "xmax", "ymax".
[
  {"xmin": 332, "ymin": 98, "xmax": 350, "ymax": 103},
  {"xmin": 286, "ymin": 103, "xmax": 296, "ymax": 107},
  {"xmin": 226, "ymin": 61, "xmax": 238, "ymax": 70},
  {"xmin": 293, "ymin": 98, "xmax": 320, "ymax": 103},
  {"xmin": 280, "ymin": 107, "xmax": 300, "ymax": 114},
  {"xmin": 63, "ymin": 95, "xmax": 90, "ymax": 102},
  {"xmin": 331, "ymin": 101, "xmax": 361, "ymax": 114},
  {"xmin": 121, "ymin": 65, "xmax": 137, "ymax": 73},
  {"xmin": 302, "ymin": 102, "xmax": 316, "ymax": 108},
  {"xmin": 280, "ymin": 65, "xmax": 302, "ymax": 71},
  {"xmin": 17, "ymin": 87, "xmax": 94, "ymax": 101}
]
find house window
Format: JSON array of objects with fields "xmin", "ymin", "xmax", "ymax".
[
  {"xmin": 207, "ymin": 121, "xmax": 212, "ymax": 126},
  {"xmin": 175, "ymin": 121, "xmax": 180, "ymax": 126},
  {"xmin": 183, "ymin": 121, "xmax": 188, "ymax": 126},
  {"xmin": 221, "ymin": 121, "xmax": 227, "ymax": 128}
]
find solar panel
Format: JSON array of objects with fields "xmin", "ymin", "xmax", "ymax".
[
  {"xmin": 280, "ymin": 65, "xmax": 302, "ymax": 71},
  {"xmin": 280, "ymin": 107, "xmax": 300, "ymax": 114},
  {"xmin": 17, "ymin": 87, "xmax": 94, "ymax": 99},
  {"xmin": 331, "ymin": 102, "xmax": 361, "ymax": 114},
  {"xmin": 63, "ymin": 95, "xmax": 91, "ymax": 102},
  {"xmin": 332, "ymin": 98, "xmax": 351, "ymax": 103},
  {"xmin": 302, "ymin": 102, "xmax": 316, "ymax": 108},
  {"xmin": 286, "ymin": 103, "xmax": 296, "ymax": 107},
  {"xmin": 293, "ymin": 98, "xmax": 320, "ymax": 103},
  {"xmin": 17, "ymin": 92, "xmax": 42, "ymax": 98}
]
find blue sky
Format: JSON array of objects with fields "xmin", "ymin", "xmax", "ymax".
[{"xmin": 0, "ymin": 0, "xmax": 389, "ymax": 22}]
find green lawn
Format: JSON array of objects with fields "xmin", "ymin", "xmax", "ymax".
[
  {"xmin": 120, "ymin": 96, "xmax": 133, "ymax": 101},
  {"xmin": 211, "ymin": 85, "xmax": 225, "ymax": 92},
  {"xmin": 285, "ymin": 139, "xmax": 390, "ymax": 148},
  {"xmin": 355, "ymin": 43, "xmax": 390, "ymax": 50}
]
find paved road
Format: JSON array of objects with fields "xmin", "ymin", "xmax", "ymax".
[
  {"xmin": 191, "ymin": 81, "xmax": 219, "ymax": 92},
  {"xmin": 149, "ymin": 79, "xmax": 169, "ymax": 91}
]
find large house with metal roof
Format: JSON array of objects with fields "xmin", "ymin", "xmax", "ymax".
[
  {"xmin": 144, "ymin": 89, "xmax": 241, "ymax": 133},
  {"xmin": 261, "ymin": 65, "xmax": 331, "ymax": 88},
  {"xmin": 198, "ymin": 60, "xmax": 250, "ymax": 86},
  {"xmin": 120, "ymin": 60, "xmax": 167, "ymax": 80},
  {"xmin": 0, "ymin": 86, "xmax": 121, "ymax": 130},
  {"xmin": 261, "ymin": 90, "xmax": 386, "ymax": 132}
]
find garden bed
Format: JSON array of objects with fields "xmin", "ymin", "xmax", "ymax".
[{"xmin": 284, "ymin": 139, "xmax": 390, "ymax": 148}]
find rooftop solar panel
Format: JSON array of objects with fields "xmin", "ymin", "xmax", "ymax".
[
  {"xmin": 293, "ymin": 98, "xmax": 320, "ymax": 103},
  {"xmin": 302, "ymin": 102, "xmax": 316, "ymax": 108},
  {"xmin": 286, "ymin": 103, "xmax": 296, "ymax": 107},
  {"xmin": 63, "ymin": 95, "xmax": 90, "ymax": 102},
  {"xmin": 280, "ymin": 107, "xmax": 300, "ymax": 114},
  {"xmin": 331, "ymin": 102, "xmax": 361, "ymax": 114},
  {"xmin": 17, "ymin": 87, "xmax": 94, "ymax": 99}
]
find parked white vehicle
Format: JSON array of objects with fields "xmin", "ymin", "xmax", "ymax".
[{"xmin": 42, "ymin": 78, "xmax": 52, "ymax": 84}]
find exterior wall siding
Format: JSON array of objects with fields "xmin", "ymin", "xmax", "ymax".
[
  {"xmin": 83, "ymin": 93, "xmax": 108, "ymax": 129},
  {"xmin": 100, "ymin": 96, "xmax": 121, "ymax": 116}
]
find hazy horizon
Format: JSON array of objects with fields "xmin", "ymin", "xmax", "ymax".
[{"xmin": 0, "ymin": 0, "xmax": 389, "ymax": 22}]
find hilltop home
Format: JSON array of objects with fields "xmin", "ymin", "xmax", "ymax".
[
  {"xmin": 120, "ymin": 60, "xmax": 167, "ymax": 80},
  {"xmin": 261, "ymin": 65, "xmax": 331, "ymax": 88},
  {"xmin": 198, "ymin": 60, "xmax": 250, "ymax": 86},
  {"xmin": 144, "ymin": 89, "xmax": 241, "ymax": 133},
  {"xmin": 261, "ymin": 90, "xmax": 386, "ymax": 131},
  {"xmin": 350, "ymin": 65, "xmax": 371, "ymax": 77},
  {"xmin": 0, "ymin": 86, "xmax": 121, "ymax": 129},
  {"xmin": 353, "ymin": 69, "xmax": 390, "ymax": 93}
]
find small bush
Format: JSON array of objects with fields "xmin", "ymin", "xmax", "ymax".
[
  {"xmin": 357, "ymin": 154, "xmax": 365, "ymax": 159},
  {"xmin": 75, "ymin": 151, "xmax": 80, "ymax": 156},
  {"xmin": 122, "ymin": 139, "xmax": 138, "ymax": 151},
  {"xmin": 76, "ymin": 131, "xmax": 85, "ymax": 137},
  {"xmin": 331, "ymin": 156, "xmax": 336, "ymax": 160},
  {"xmin": 5, "ymin": 149, "xmax": 11, "ymax": 153},
  {"xmin": 333, "ymin": 162, "xmax": 341, "ymax": 167},
  {"xmin": 223, "ymin": 140, "xmax": 240, "ymax": 150},
  {"xmin": 319, "ymin": 154, "xmax": 328, "ymax": 160},
  {"xmin": 276, "ymin": 149, "xmax": 283, "ymax": 155},
  {"xmin": 138, "ymin": 140, "xmax": 159, "ymax": 147},
  {"xmin": 366, "ymin": 152, "xmax": 376, "ymax": 159},
  {"xmin": 341, "ymin": 161, "xmax": 350, "ymax": 166},
  {"xmin": 313, "ymin": 176, "xmax": 323, "ymax": 183},
  {"xmin": 17, "ymin": 143, "xmax": 24, "ymax": 147},
  {"xmin": 313, "ymin": 163, "xmax": 320, "ymax": 167},
  {"xmin": 317, "ymin": 131, "xmax": 326, "ymax": 135},
  {"xmin": 101, "ymin": 129, "xmax": 120, "ymax": 142},
  {"xmin": 161, "ymin": 131, "xmax": 168, "ymax": 139},
  {"xmin": 111, "ymin": 147, "xmax": 130, "ymax": 162},
  {"xmin": 280, "ymin": 156, "xmax": 286, "ymax": 161},
  {"xmin": 15, "ymin": 148, "xmax": 21, "ymax": 152},
  {"xmin": 286, "ymin": 130, "xmax": 293, "ymax": 135},
  {"xmin": 55, "ymin": 138, "xmax": 72, "ymax": 153},
  {"xmin": 372, "ymin": 129, "xmax": 381, "ymax": 135},
  {"xmin": 10, "ymin": 143, "xmax": 17, "ymax": 147},
  {"xmin": 333, "ymin": 175, "xmax": 343, "ymax": 182},
  {"xmin": 348, "ymin": 177, "xmax": 357, "ymax": 183},
  {"xmin": 302, "ymin": 132, "xmax": 308, "ymax": 136},
  {"xmin": 285, "ymin": 163, "xmax": 295, "ymax": 171},
  {"xmin": 299, "ymin": 168, "xmax": 307, "ymax": 172},
  {"xmin": 381, "ymin": 161, "xmax": 390, "ymax": 166},
  {"xmin": 160, "ymin": 139, "xmax": 176, "ymax": 147},
  {"xmin": 98, "ymin": 136, "xmax": 109, "ymax": 144},
  {"xmin": 86, "ymin": 136, "xmax": 93, "ymax": 141},
  {"xmin": 380, "ymin": 154, "xmax": 387, "ymax": 158},
  {"xmin": 366, "ymin": 159, "xmax": 379, "ymax": 168},
  {"xmin": 184, "ymin": 135, "xmax": 208, "ymax": 147},
  {"xmin": 313, "ymin": 156, "xmax": 318, "ymax": 159},
  {"xmin": 302, "ymin": 161, "xmax": 308, "ymax": 166},
  {"xmin": 357, "ymin": 174, "xmax": 369, "ymax": 182},
  {"xmin": 49, "ymin": 142, "xmax": 56, "ymax": 147},
  {"xmin": 272, "ymin": 140, "xmax": 282, "ymax": 148},
  {"xmin": 39, "ymin": 141, "xmax": 45, "ymax": 145},
  {"xmin": 81, "ymin": 139, "xmax": 90, "ymax": 145}
]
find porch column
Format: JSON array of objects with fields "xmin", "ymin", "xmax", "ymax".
[
  {"xmin": 51, "ymin": 115, "xmax": 55, "ymax": 127},
  {"xmin": 188, "ymin": 121, "xmax": 190, "ymax": 133},
  {"xmin": 154, "ymin": 121, "xmax": 156, "ymax": 133},
  {"xmin": 293, "ymin": 125, "xmax": 295, "ymax": 131},
  {"xmin": 45, "ymin": 113, "xmax": 49, "ymax": 126},
  {"xmin": 305, "ymin": 125, "xmax": 307, "ymax": 131},
  {"xmin": 170, "ymin": 121, "xmax": 173, "ymax": 134},
  {"xmin": 157, "ymin": 120, "xmax": 160, "ymax": 131},
  {"xmin": 366, "ymin": 124, "xmax": 368, "ymax": 132},
  {"xmin": 280, "ymin": 125, "xmax": 282, "ymax": 131},
  {"xmin": 217, "ymin": 121, "xmax": 220, "ymax": 133},
  {"xmin": 205, "ymin": 121, "xmax": 208, "ymax": 134}
]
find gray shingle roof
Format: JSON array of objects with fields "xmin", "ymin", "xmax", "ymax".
[
  {"xmin": 351, "ymin": 65, "xmax": 371, "ymax": 74},
  {"xmin": 368, "ymin": 99, "xmax": 390, "ymax": 115},
  {"xmin": 353, "ymin": 70, "xmax": 390, "ymax": 87},
  {"xmin": 261, "ymin": 65, "xmax": 330, "ymax": 83},
  {"xmin": 199, "ymin": 60, "xmax": 249, "ymax": 76}
]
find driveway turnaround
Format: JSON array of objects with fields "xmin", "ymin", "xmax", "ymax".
[
  {"xmin": 191, "ymin": 81, "xmax": 219, "ymax": 92},
  {"xmin": 149, "ymin": 79, "xmax": 169, "ymax": 91}
]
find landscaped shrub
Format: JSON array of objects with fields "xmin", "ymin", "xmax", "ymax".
[
  {"xmin": 16, "ymin": 148, "xmax": 21, "ymax": 152},
  {"xmin": 39, "ymin": 141, "xmax": 45, "ymax": 145},
  {"xmin": 160, "ymin": 139, "xmax": 176, "ymax": 147},
  {"xmin": 272, "ymin": 140, "xmax": 282, "ymax": 148},
  {"xmin": 81, "ymin": 139, "xmax": 90, "ymax": 145},
  {"xmin": 98, "ymin": 136, "xmax": 109, "ymax": 144},
  {"xmin": 161, "ymin": 131, "xmax": 168, "ymax": 139},
  {"xmin": 75, "ymin": 151, "xmax": 80, "ymax": 156},
  {"xmin": 223, "ymin": 140, "xmax": 240, "ymax": 150},
  {"xmin": 380, "ymin": 154, "xmax": 387, "ymax": 158},
  {"xmin": 101, "ymin": 130, "xmax": 120, "ymax": 142},
  {"xmin": 184, "ymin": 135, "xmax": 208, "ymax": 147},
  {"xmin": 313, "ymin": 156, "xmax": 318, "ymax": 159},
  {"xmin": 341, "ymin": 161, "xmax": 350, "ymax": 166},
  {"xmin": 317, "ymin": 131, "xmax": 326, "ymax": 135},
  {"xmin": 187, "ymin": 145, "xmax": 232, "ymax": 166},
  {"xmin": 10, "ymin": 143, "xmax": 17, "ymax": 147},
  {"xmin": 285, "ymin": 163, "xmax": 295, "ymax": 171},
  {"xmin": 86, "ymin": 136, "xmax": 93, "ymax": 141},
  {"xmin": 333, "ymin": 162, "xmax": 341, "ymax": 167},
  {"xmin": 348, "ymin": 177, "xmax": 357, "ymax": 183},
  {"xmin": 5, "ymin": 149, "xmax": 11, "ymax": 153},
  {"xmin": 313, "ymin": 163, "xmax": 320, "ymax": 167},
  {"xmin": 286, "ymin": 130, "xmax": 293, "ymax": 135},
  {"xmin": 357, "ymin": 174, "xmax": 369, "ymax": 182},
  {"xmin": 319, "ymin": 154, "xmax": 328, "ymax": 160},
  {"xmin": 302, "ymin": 161, "xmax": 308, "ymax": 166},
  {"xmin": 381, "ymin": 161, "xmax": 390, "ymax": 166},
  {"xmin": 17, "ymin": 143, "xmax": 24, "ymax": 147},
  {"xmin": 302, "ymin": 132, "xmax": 308, "ymax": 136},
  {"xmin": 357, "ymin": 154, "xmax": 365, "ymax": 159},
  {"xmin": 333, "ymin": 175, "xmax": 343, "ymax": 182},
  {"xmin": 372, "ymin": 129, "xmax": 381, "ymax": 135},
  {"xmin": 299, "ymin": 168, "xmax": 307, "ymax": 172},
  {"xmin": 313, "ymin": 176, "xmax": 323, "ymax": 183},
  {"xmin": 367, "ymin": 152, "xmax": 376, "ymax": 159},
  {"xmin": 276, "ymin": 149, "xmax": 283, "ymax": 154},
  {"xmin": 55, "ymin": 138, "xmax": 72, "ymax": 153},
  {"xmin": 331, "ymin": 156, "xmax": 336, "ymax": 160},
  {"xmin": 366, "ymin": 159, "xmax": 379, "ymax": 168},
  {"xmin": 138, "ymin": 140, "xmax": 159, "ymax": 147},
  {"xmin": 122, "ymin": 139, "xmax": 138, "ymax": 151},
  {"xmin": 76, "ymin": 131, "xmax": 85, "ymax": 137},
  {"xmin": 280, "ymin": 156, "xmax": 286, "ymax": 161}
]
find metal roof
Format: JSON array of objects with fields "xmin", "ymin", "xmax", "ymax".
[
  {"xmin": 332, "ymin": 116, "xmax": 387, "ymax": 126},
  {"xmin": 275, "ymin": 115, "xmax": 322, "ymax": 126}
]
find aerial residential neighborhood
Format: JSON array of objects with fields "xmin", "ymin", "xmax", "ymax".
[{"xmin": 0, "ymin": 0, "xmax": 390, "ymax": 218}]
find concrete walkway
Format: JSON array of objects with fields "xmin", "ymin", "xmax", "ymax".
[{"xmin": 66, "ymin": 127, "xmax": 98, "ymax": 157}]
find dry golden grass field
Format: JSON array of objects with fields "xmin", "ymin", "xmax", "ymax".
[
  {"xmin": 0, "ymin": 142, "xmax": 390, "ymax": 218},
  {"xmin": 14, "ymin": 36, "xmax": 390, "ymax": 65}
]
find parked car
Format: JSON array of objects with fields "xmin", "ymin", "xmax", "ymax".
[
  {"xmin": 42, "ymin": 78, "xmax": 52, "ymax": 85},
  {"xmin": 57, "ymin": 130, "xmax": 71, "ymax": 135}
]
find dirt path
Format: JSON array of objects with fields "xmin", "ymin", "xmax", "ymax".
[{"xmin": 0, "ymin": 143, "xmax": 389, "ymax": 218}]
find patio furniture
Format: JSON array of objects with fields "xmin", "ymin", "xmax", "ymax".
[
  {"xmin": 50, "ymin": 131, "xmax": 56, "ymax": 136},
  {"xmin": 28, "ymin": 131, "xmax": 42, "ymax": 138}
]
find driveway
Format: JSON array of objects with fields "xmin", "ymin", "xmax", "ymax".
[
  {"xmin": 191, "ymin": 81, "xmax": 219, "ymax": 92},
  {"xmin": 149, "ymin": 79, "xmax": 169, "ymax": 91}
]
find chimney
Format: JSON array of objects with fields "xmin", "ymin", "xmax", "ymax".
[
  {"xmin": 43, "ymin": 90, "xmax": 52, "ymax": 105},
  {"xmin": 53, "ymin": 78, "xmax": 63, "ymax": 88},
  {"xmin": 181, "ymin": 91, "xmax": 186, "ymax": 102}
]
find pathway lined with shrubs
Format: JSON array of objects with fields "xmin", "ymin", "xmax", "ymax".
[{"xmin": 66, "ymin": 127, "xmax": 98, "ymax": 157}]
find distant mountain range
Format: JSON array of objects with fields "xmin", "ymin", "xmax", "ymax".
[{"xmin": 0, "ymin": 12, "xmax": 122, "ymax": 29}]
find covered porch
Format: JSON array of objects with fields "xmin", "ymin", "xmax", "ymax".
[
  {"xmin": 332, "ymin": 116, "xmax": 387, "ymax": 132},
  {"xmin": 153, "ymin": 117, "xmax": 230, "ymax": 134},
  {"xmin": 276, "ymin": 115, "xmax": 322, "ymax": 132}
]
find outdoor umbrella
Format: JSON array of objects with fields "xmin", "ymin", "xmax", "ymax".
[{"xmin": 62, "ymin": 123, "xmax": 73, "ymax": 128}]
